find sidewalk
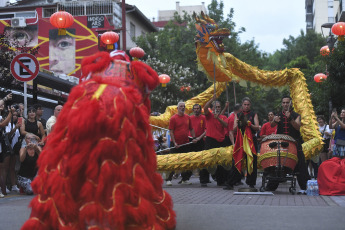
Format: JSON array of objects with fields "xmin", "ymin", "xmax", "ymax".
[{"xmin": 164, "ymin": 175, "xmax": 345, "ymax": 230}]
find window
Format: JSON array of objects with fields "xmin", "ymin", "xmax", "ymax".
[
  {"xmin": 43, "ymin": 8, "xmax": 57, "ymax": 18},
  {"xmin": 130, "ymin": 22, "xmax": 136, "ymax": 38}
]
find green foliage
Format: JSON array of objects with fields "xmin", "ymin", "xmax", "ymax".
[{"xmin": 323, "ymin": 40, "xmax": 345, "ymax": 111}]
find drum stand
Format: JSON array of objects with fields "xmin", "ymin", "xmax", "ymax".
[{"xmin": 260, "ymin": 141, "xmax": 297, "ymax": 195}]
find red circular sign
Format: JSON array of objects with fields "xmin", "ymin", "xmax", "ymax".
[{"xmin": 10, "ymin": 53, "xmax": 40, "ymax": 82}]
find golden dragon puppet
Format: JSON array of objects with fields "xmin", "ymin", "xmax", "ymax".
[{"xmin": 153, "ymin": 12, "xmax": 323, "ymax": 171}]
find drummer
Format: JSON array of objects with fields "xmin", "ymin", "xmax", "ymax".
[
  {"xmin": 269, "ymin": 96, "xmax": 309, "ymax": 194},
  {"xmin": 259, "ymin": 111, "xmax": 277, "ymax": 141}
]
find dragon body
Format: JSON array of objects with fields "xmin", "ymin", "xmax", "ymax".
[{"xmin": 154, "ymin": 12, "xmax": 322, "ymax": 172}]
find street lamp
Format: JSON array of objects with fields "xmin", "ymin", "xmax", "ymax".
[{"xmin": 321, "ymin": 23, "xmax": 337, "ymax": 50}]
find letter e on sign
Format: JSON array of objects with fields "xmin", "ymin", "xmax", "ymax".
[{"xmin": 10, "ymin": 53, "xmax": 40, "ymax": 82}]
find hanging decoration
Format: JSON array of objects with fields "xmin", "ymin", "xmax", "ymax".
[
  {"xmin": 101, "ymin": 31, "xmax": 119, "ymax": 50},
  {"xmin": 320, "ymin": 46, "xmax": 330, "ymax": 56},
  {"xmin": 332, "ymin": 22, "xmax": 345, "ymax": 41},
  {"xmin": 50, "ymin": 11, "xmax": 74, "ymax": 36},
  {"xmin": 180, "ymin": 85, "xmax": 191, "ymax": 92},
  {"xmin": 314, "ymin": 73, "xmax": 327, "ymax": 83},
  {"xmin": 129, "ymin": 47, "xmax": 145, "ymax": 61},
  {"xmin": 159, "ymin": 74, "xmax": 170, "ymax": 87}
]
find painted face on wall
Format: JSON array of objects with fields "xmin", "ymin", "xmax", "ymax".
[
  {"xmin": 49, "ymin": 29, "xmax": 76, "ymax": 75},
  {"xmin": 4, "ymin": 25, "xmax": 38, "ymax": 47}
]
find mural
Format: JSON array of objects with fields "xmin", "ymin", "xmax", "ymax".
[
  {"xmin": 49, "ymin": 28, "xmax": 76, "ymax": 75},
  {"xmin": 0, "ymin": 7, "xmax": 116, "ymax": 78}
]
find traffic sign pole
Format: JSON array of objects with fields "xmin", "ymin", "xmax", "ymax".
[
  {"xmin": 24, "ymin": 82, "xmax": 27, "ymax": 119},
  {"xmin": 10, "ymin": 53, "xmax": 39, "ymax": 118}
]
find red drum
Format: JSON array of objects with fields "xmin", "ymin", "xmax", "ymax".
[{"xmin": 259, "ymin": 134, "xmax": 298, "ymax": 171}]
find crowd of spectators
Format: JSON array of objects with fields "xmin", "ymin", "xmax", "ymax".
[{"xmin": 0, "ymin": 91, "xmax": 63, "ymax": 198}]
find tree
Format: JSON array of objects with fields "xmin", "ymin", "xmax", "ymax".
[{"xmin": 323, "ymin": 40, "xmax": 345, "ymax": 111}]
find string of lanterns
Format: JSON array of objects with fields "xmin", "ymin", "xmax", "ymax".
[{"xmin": 314, "ymin": 21, "xmax": 345, "ymax": 83}]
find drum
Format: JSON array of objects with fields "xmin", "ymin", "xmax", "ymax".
[{"xmin": 259, "ymin": 134, "xmax": 298, "ymax": 171}]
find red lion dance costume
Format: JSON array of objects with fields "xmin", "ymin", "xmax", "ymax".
[{"xmin": 21, "ymin": 51, "xmax": 176, "ymax": 230}]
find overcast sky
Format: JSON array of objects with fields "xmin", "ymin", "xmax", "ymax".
[{"xmin": 126, "ymin": 0, "xmax": 306, "ymax": 54}]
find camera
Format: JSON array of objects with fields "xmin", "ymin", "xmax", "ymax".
[{"xmin": 12, "ymin": 104, "xmax": 19, "ymax": 110}]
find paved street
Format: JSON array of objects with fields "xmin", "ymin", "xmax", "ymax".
[{"xmin": 1, "ymin": 174, "xmax": 345, "ymax": 230}]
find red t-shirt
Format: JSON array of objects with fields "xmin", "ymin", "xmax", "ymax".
[
  {"xmin": 205, "ymin": 112, "xmax": 226, "ymax": 142},
  {"xmin": 227, "ymin": 113, "xmax": 237, "ymax": 136},
  {"xmin": 220, "ymin": 115, "xmax": 228, "ymax": 137},
  {"xmin": 260, "ymin": 122, "xmax": 277, "ymax": 136},
  {"xmin": 169, "ymin": 114, "xmax": 192, "ymax": 145},
  {"xmin": 190, "ymin": 114, "xmax": 206, "ymax": 137}
]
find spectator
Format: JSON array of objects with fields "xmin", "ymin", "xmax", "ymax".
[
  {"xmin": 0, "ymin": 98, "xmax": 16, "ymax": 197},
  {"xmin": 224, "ymin": 97, "xmax": 260, "ymax": 190},
  {"xmin": 200, "ymin": 95, "xmax": 228, "ymax": 187},
  {"xmin": 18, "ymin": 133, "xmax": 42, "ymax": 195},
  {"xmin": 18, "ymin": 103, "xmax": 24, "ymax": 117},
  {"xmin": 3, "ymin": 109, "xmax": 21, "ymax": 194},
  {"xmin": 330, "ymin": 108, "xmax": 345, "ymax": 159},
  {"xmin": 166, "ymin": 101, "xmax": 196, "ymax": 186},
  {"xmin": 20, "ymin": 107, "xmax": 45, "ymax": 146},
  {"xmin": 46, "ymin": 105, "xmax": 63, "ymax": 135},
  {"xmin": 34, "ymin": 104, "xmax": 47, "ymax": 132}
]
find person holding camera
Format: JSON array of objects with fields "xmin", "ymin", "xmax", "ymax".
[
  {"xmin": 3, "ymin": 109, "xmax": 21, "ymax": 194},
  {"xmin": 0, "ymin": 98, "xmax": 16, "ymax": 197},
  {"xmin": 329, "ymin": 108, "xmax": 345, "ymax": 159},
  {"xmin": 18, "ymin": 133, "xmax": 42, "ymax": 195},
  {"xmin": 20, "ymin": 107, "xmax": 46, "ymax": 147}
]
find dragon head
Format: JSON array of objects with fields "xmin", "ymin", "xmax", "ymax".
[{"xmin": 194, "ymin": 11, "xmax": 230, "ymax": 53}]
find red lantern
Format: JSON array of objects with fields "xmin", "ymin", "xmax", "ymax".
[
  {"xmin": 332, "ymin": 22, "xmax": 345, "ymax": 41},
  {"xmin": 158, "ymin": 74, "xmax": 170, "ymax": 87},
  {"xmin": 50, "ymin": 11, "xmax": 74, "ymax": 36},
  {"xmin": 320, "ymin": 46, "xmax": 330, "ymax": 56},
  {"xmin": 101, "ymin": 32, "xmax": 119, "ymax": 50},
  {"xmin": 314, "ymin": 73, "xmax": 327, "ymax": 83},
  {"xmin": 129, "ymin": 47, "xmax": 145, "ymax": 61}
]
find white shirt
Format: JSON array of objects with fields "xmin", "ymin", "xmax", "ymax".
[
  {"xmin": 6, "ymin": 122, "xmax": 20, "ymax": 148},
  {"xmin": 46, "ymin": 115, "xmax": 57, "ymax": 135},
  {"xmin": 319, "ymin": 124, "xmax": 331, "ymax": 139}
]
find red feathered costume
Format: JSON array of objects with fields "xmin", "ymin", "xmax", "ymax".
[{"xmin": 21, "ymin": 51, "xmax": 176, "ymax": 230}]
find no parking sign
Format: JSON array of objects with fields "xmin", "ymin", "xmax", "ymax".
[{"xmin": 10, "ymin": 53, "xmax": 39, "ymax": 82}]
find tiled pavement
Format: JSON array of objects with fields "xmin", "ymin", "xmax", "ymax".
[{"xmin": 163, "ymin": 174, "xmax": 344, "ymax": 207}]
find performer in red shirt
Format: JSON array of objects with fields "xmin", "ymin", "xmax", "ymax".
[
  {"xmin": 200, "ymin": 95, "xmax": 228, "ymax": 187},
  {"xmin": 259, "ymin": 111, "xmax": 277, "ymax": 139},
  {"xmin": 228, "ymin": 104, "xmax": 242, "ymax": 145},
  {"xmin": 166, "ymin": 101, "xmax": 196, "ymax": 186},
  {"xmin": 190, "ymin": 104, "xmax": 206, "ymax": 151}
]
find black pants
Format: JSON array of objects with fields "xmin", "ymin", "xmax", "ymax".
[
  {"xmin": 266, "ymin": 142, "xmax": 309, "ymax": 190},
  {"xmin": 190, "ymin": 138, "xmax": 205, "ymax": 152},
  {"xmin": 199, "ymin": 136, "xmax": 228, "ymax": 185},
  {"xmin": 166, "ymin": 143, "xmax": 193, "ymax": 182},
  {"xmin": 306, "ymin": 159, "xmax": 318, "ymax": 179},
  {"xmin": 226, "ymin": 137, "xmax": 258, "ymax": 186}
]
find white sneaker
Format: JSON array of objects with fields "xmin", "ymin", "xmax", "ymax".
[
  {"xmin": 6, "ymin": 188, "xmax": 10, "ymax": 194},
  {"xmin": 297, "ymin": 190, "xmax": 306, "ymax": 195},
  {"xmin": 12, "ymin": 185, "xmax": 20, "ymax": 192},
  {"xmin": 181, "ymin": 180, "xmax": 192, "ymax": 185},
  {"xmin": 0, "ymin": 192, "xmax": 4, "ymax": 198},
  {"xmin": 166, "ymin": 181, "xmax": 172, "ymax": 186}
]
